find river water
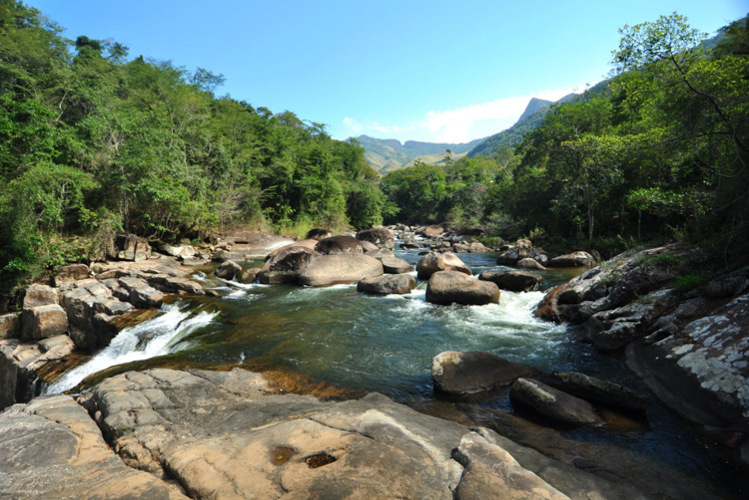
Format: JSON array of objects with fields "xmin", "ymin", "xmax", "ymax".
[{"xmin": 44, "ymin": 246, "xmax": 747, "ymax": 498}]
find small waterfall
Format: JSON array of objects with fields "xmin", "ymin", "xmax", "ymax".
[{"xmin": 44, "ymin": 302, "xmax": 218, "ymax": 394}]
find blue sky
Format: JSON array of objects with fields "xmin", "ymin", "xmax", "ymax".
[{"xmin": 27, "ymin": 0, "xmax": 747, "ymax": 143}]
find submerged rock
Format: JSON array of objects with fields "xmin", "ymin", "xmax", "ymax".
[
  {"xmin": 432, "ymin": 351, "xmax": 537, "ymax": 396},
  {"xmin": 510, "ymin": 378, "xmax": 605, "ymax": 427},
  {"xmin": 426, "ymin": 271, "xmax": 499, "ymax": 306}
]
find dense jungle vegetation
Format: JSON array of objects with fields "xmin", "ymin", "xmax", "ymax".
[
  {"xmin": 1, "ymin": 0, "xmax": 747, "ymax": 301},
  {"xmin": 0, "ymin": 0, "xmax": 389, "ymax": 297},
  {"xmin": 382, "ymin": 13, "xmax": 748, "ymax": 260}
]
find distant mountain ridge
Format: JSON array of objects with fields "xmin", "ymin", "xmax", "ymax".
[{"xmin": 355, "ymin": 135, "xmax": 486, "ymax": 173}]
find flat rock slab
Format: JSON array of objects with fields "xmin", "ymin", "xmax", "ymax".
[{"xmin": 0, "ymin": 394, "xmax": 185, "ymax": 499}]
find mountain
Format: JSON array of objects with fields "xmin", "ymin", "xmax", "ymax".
[
  {"xmin": 355, "ymin": 135, "xmax": 486, "ymax": 173},
  {"xmin": 467, "ymin": 93, "xmax": 576, "ymax": 158}
]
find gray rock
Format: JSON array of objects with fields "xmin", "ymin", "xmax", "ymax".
[
  {"xmin": 426, "ymin": 271, "xmax": 499, "ymax": 306},
  {"xmin": 314, "ymin": 234, "xmax": 364, "ymax": 255},
  {"xmin": 381, "ymin": 257, "xmax": 413, "ymax": 274},
  {"xmin": 117, "ymin": 276, "xmax": 166, "ymax": 309},
  {"xmin": 357, "ymin": 274, "xmax": 416, "ymax": 295},
  {"xmin": 237, "ymin": 268, "xmax": 260, "ymax": 284},
  {"xmin": 22, "ymin": 283, "xmax": 59, "ymax": 309},
  {"xmin": 517, "ymin": 257, "xmax": 546, "ymax": 270},
  {"xmin": 215, "ymin": 259, "xmax": 242, "ymax": 280},
  {"xmin": 356, "ymin": 228, "xmax": 395, "ymax": 249},
  {"xmin": 547, "ymin": 251, "xmax": 597, "ymax": 268},
  {"xmin": 22, "ymin": 304, "xmax": 68, "ymax": 340},
  {"xmin": 0, "ymin": 312, "xmax": 21, "ymax": 339},
  {"xmin": 543, "ymin": 371, "xmax": 649, "ymax": 413},
  {"xmin": 298, "ymin": 254, "xmax": 384, "ymax": 287},
  {"xmin": 61, "ymin": 279, "xmax": 129, "ymax": 351},
  {"xmin": 417, "ymin": 251, "xmax": 472, "ymax": 280},
  {"xmin": 305, "ymin": 228, "xmax": 333, "ymax": 240},
  {"xmin": 479, "ymin": 270, "xmax": 543, "ymax": 292},
  {"xmin": 258, "ymin": 246, "xmax": 317, "ymax": 284},
  {"xmin": 109, "ymin": 233, "xmax": 152, "ymax": 261},
  {"xmin": 432, "ymin": 351, "xmax": 537, "ymax": 396},
  {"xmin": 510, "ymin": 378, "xmax": 605, "ymax": 426}
]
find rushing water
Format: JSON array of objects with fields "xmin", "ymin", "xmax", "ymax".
[{"xmin": 43, "ymin": 245, "xmax": 748, "ymax": 498}]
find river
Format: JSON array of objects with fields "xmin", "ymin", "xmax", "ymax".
[{"xmin": 44, "ymin": 245, "xmax": 747, "ymax": 498}]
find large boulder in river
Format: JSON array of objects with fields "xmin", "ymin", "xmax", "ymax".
[
  {"xmin": 432, "ymin": 351, "xmax": 537, "ymax": 396},
  {"xmin": 357, "ymin": 274, "xmax": 416, "ymax": 295},
  {"xmin": 479, "ymin": 270, "xmax": 542, "ymax": 292},
  {"xmin": 314, "ymin": 235, "xmax": 364, "ymax": 255},
  {"xmin": 298, "ymin": 254, "xmax": 383, "ymax": 287},
  {"xmin": 258, "ymin": 246, "xmax": 317, "ymax": 284},
  {"xmin": 356, "ymin": 228, "xmax": 395, "ymax": 249},
  {"xmin": 215, "ymin": 259, "xmax": 242, "ymax": 280},
  {"xmin": 417, "ymin": 251, "xmax": 471, "ymax": 280},
  {"xmin": 305, "ymin": 228, "xmax": 333, "ymax": 241},
  {"xmin": 510, "ymin": 378, "xmax": 605, "ymax": 426},
  {"xmin": 426, "ymin": 271, "xmax": 499, "ymax": 306},
  {"xmin": 517, "ymin": 257, "xmax": 547, "ymax": 270},
  {"xmin": 547, "ymin": 251, "xmax": 597, "ymax": 268}
]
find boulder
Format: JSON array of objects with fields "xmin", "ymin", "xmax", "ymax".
[
  {"xmin": 381, "ymin": 257, "xmax": 413, "ymax": 274},
  {"xmin": 22, "ymin": 305, "xmax": 68, "ymax": 340},
  {"xmin": 479, "ymin": 270, "xmax": 542, "ymax": 292},
  {"xmin": 109, "ymin": 233, "xmax": 152, "ymax": 262},
  {"xmin": 146, "ymin": 276, "xmax": 205, "ymax": 295},
  {"xmin": 542, "ymin": 372, "xmax": 649, "ymax": 413},
  {"xmin": 510, "ymin": 378, "xmax": 605, "ymax": 426},
  {"xmin": 432, "ymin": 351, "xmax": 537, "ymax": 396},
  {"xmin": 215, "ymin": 259, "xmax": 242, "ymax": 280},
  {"xmin": 305, "ymin": 228, "xmax": 333, "ymax": 240},
  {"xmin": 0, "ymin": 313, "xmax": 20, "ymax": 339},
  {"xmin": 314, "ymin": 235, "xmax": 364, "ymax": 255},
  {"xmin": 298, "ymin": 254, "xmax": 384, "ymax": 287},
  {"xmin": 417, "ymin": 252, "xmax": 472, "ymax": 280},
  {"xmin": 237, "ymin": 268, "xmax": 260, "ymax": 284},
  {"xmin": 423, "ymin": 224, "xmax": 446, "ymax": 238},
  {"xmin": 53, "ymin": 264, "xmax": 90, "ymax": 287},
  {"xmin": 496, "ymin": 246, "xmax": 534, "ymax": 266},
  {"xmin": 61, "ymin": 279, "xmax": 130, "ymax": 351},
  {"xmin": 258, "ymin": 246, "xmax": 317, "ymax": 285},
  {"xmin": 357, "ymin": 274, "xmax": 416, "ymax": 295},
  {"xmin": 547, "ymin": 251, "xmax": 597, "ymax": 268},
  {"xmin": 426, "ymin": 271, "xmax": 499, "ymax": 306},
  {"xmin": 210, "ymin": 249, "xmax": 232, "ymax": 262},
  {"xmin": 117, "ymin": 276, "xmax": 166, "ymax": 309},
  {"xmin": 400, "ymin": 240, "xmax": 423, "ymax": 250},
  {"xmin": 356, "ymin": 228, "xmax": 395, "ymax": 249},
  {"xmin": 22, "ymin": 284, "xmax": 59, "ymax": 309},
  {"xmin": 265, "ymin": 239, "xmax": 318, "ymax": 260},
  {"xmin": 359, "ymin": 240, "xmax": 379, "ymax": 253},
  {"xmin": 517, "ymin": 258, "xmax": 547, "ymax": 270},
  {"xmin": 155, "ymin": 242, "xmax": 198, "ymax": 259}
]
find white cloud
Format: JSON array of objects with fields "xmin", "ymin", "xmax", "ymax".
[{"xmin": 341, "ymin": 86, "xmax": 587, "ymax": 144}]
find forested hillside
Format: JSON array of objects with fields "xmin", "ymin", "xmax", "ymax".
[
  {"xmin": 383, "ymin": 13, "xmax": 749, "ymax": 261},
  {"xmin": 0, "ymin": 0, "xmax": 388, "ymax": 295},
  {"xmin": 356, "ymin": 134, "xmax": 485, "ymax": 173}
]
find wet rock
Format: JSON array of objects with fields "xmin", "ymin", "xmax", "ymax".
[
  {"xmin": 258, "ymin": 246, "xmax": 317, "ymax": 284},
  {"xmin": 510, "ymin": 378, "xmax": 605, "ymax": 426},
  {"xmin": 22, "ymin": 304, "xmax": 68, "ymax": 340},
  {"xmin": 0, "ymin": 335, "xmax": 75, "ymax": 409},
  {"xmin": 453, "ymin": 430, "xmax": 568, "ymax": 500},
  {"xmin": 547, "ymin": 251, "xmax": 597, "ymax": 268},
  {"xmin": 543, "ymin": 372, "xmax": 649, "ymax": 413},
  {"xmin": 22, "ymin": 283, "xmax": 59, "ymax": 309},
  {"xmin": 495, "ymin": 240, "xmax": 545, "ymax": 267},
  {"xmin": 298, "ymin": 254, "xmax": 383, "ymax": 287},
  {"xmin": 426, "ymin": 271, "xmax": 499, "ymax": 306},
  {"xmin": 626, "ymin": 292, "xmax": 749, "ymax": 431},
  {"xmin": 381, "ymin": 257, "xmax": 413, "ymax": 274},
  {"xmin": 0, "ymin": 312, "xmax": 21, "ymax": 339},
  {"xmin": 109, "ymin": 233, "xmax": 152, "ymax": 262},
  {"xmin": 417, "ymin": 251, "xmax": 472, "ymax": 280},
  {"xmin": 356, "ymin": 228, "xmax": 395, "ymax": 249},
  {"xmin": 210, "ymin": 249, "xmax": 232, "ymax": 262},
  {"xmin": 357, "ymin": 274, "xmax": 416, "ymax": 295},
  {"xmin": 53, "ymin": 263, "xmax": 90, "ymax": 287},
  {"xmin": 479, "ymin": 270, "xmax": 542, "ymax": 292},
  {"xmin": 0, "ymin": 394, "xmax": 185, "ymax": 499},
  {"xmin": 432, "ymin": 351, "xmax": 537, "ymax": 396},
  {"xmin": 146, "ymin": 276, "xmax": 204, "ymax": 295},
  {"xmin": 305, "ymin": 228, "xmax": 333, "ymax": 240},
  {"xmin": 517, "ymin": 257, "xmax": 546, "ymax": 270},
  {"xmin": 314, "ymin": 234, "xmax": 364, "ymax": 255},
  {"xmin": 400, "ymin": 240, "xmax": 423, "ymax": 250},
  {"xmin": 534, "ymin": 283, "xmax": 567, "ymax": 322},
  {"xmin": 237, "ymin": 268, "xmax": 260, "ymax": 284},
  {"xmin": 215, "ymin": 259, "xmax": 242, "ymax": 280}
]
